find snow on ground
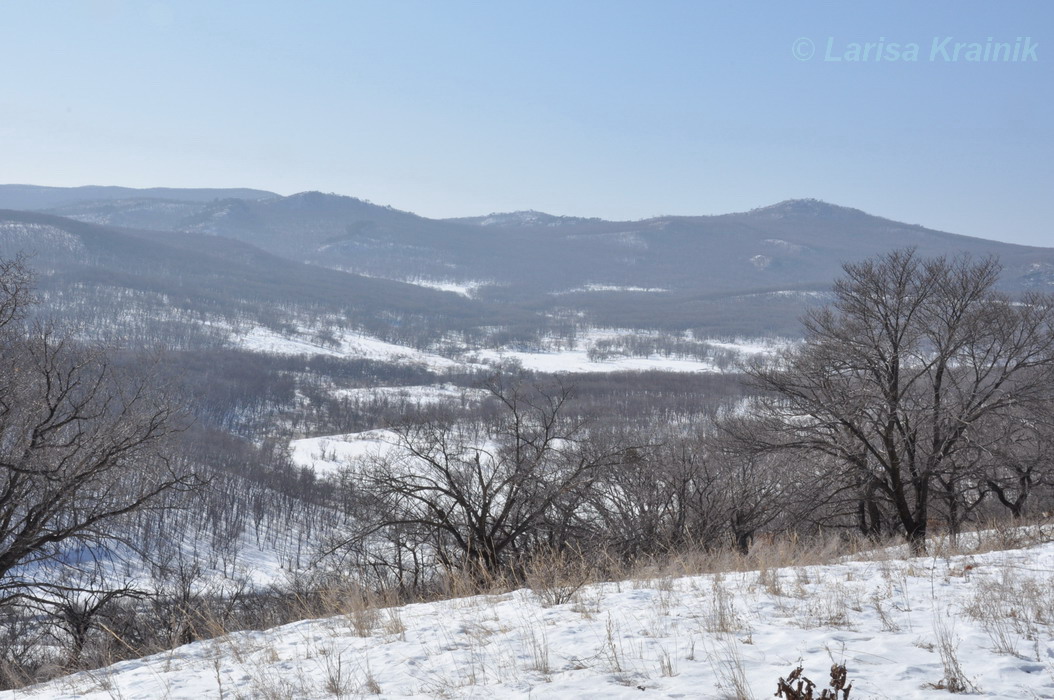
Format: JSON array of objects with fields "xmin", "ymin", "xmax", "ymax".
[
  {"xmin": 227, "ymin": 322, "xmax": 790, "ymax": 375},
  {"xmin": 233, "ymin": 325, "xmax": 463, "ymax": 370},
  {"xmin": 468, "ymin": 332, "xmax": 788, "ymax": 374},
  {"xmin": 552, "ymin": 284, "xmax": 670, "ymax": 294},
  {"xmin": 290, "ymin": 421, "xmax": 503, "ymax": 477},
  {"xmin": 329, "ymin": 384, "xmax": 489, "ymax": 407},
  {"xmin": 704, "ymin": 337, "xmax": 791, "ymax": 355},
  {"xmin": 11, "ymin": 503, "xmax": 329, "ymax": 601},
  {"xmin": 14, "ymin": 537, "xmax": 1054, "ymax": 699},
  {"xmin": 290, "ymin": 386, "xmax": 492, "ymax": 475},
  {"xmin": 732, "ymin": 290, "xmax": 833, "ymax": 301},
  {"xmin": 401, "ymin": 279, "xmax": 489, "ymax": 298},
  {"xmin": 471, "ymin": 347, "xmax": 721, "ymax": 373},
  {"xmin": 0, "ymin": 221, "xmax": 87, "ymax": 254},
  {"xmin": 289, "ymin": 429, "xmax": 401, "ymax": 476},
  {"xmin": 349, "ymin": 272, "xmax": 491, "ymax": 298}
]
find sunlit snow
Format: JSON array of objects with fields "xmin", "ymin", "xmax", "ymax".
[{"xmin": 13, "ymin": 536, "xmax": 1054, "ymax": 698}]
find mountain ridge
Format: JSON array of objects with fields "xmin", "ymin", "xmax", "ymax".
[
  {"xmin": 2, "ymin": 186, "xmax": 1052, "ymax": 336},
  {"xmin": 0, "ymin": 184, "xmax": 277, "ymax": 211}
]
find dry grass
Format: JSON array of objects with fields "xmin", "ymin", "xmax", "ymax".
[
  {"xmin": 706, "ymin": 633, "xmax": 754, "ymax": 700},
  {"xmin": 10, "ymin": 516, "xmax": 1054, "ymax": 696},
  {"xmin": 524, "ymin": 546, "xmax": 595, "ymax": 607},
  {"xmin": 931, "ymin": 610, "xmax": 979, "ymax": 694}
]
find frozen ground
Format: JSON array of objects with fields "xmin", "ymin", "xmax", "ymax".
[
  {"xmin": 11, "ymin": 536, "xmax": 1054, "ymax": 699},
  {"xmin": 289, "ymin": 429, "xmax": 401, "ymax": 476},
  {"xmin": 289, "ymin": 423, "xmax": 505, "ymax": 477},
  {"xmin": 705, "ymin": 338, "xmax": 790, "ymax": 355},
  {"xmin": 470, "ymin": 347, "xmax": 724, "ymax": 373},
  {"xmin": 232, "ymin": 325, "xmax": 463, "ymax": 370},
  {"xmin": 469, "ymin": 332, "xmax": 789, "ymax": 374},
  {"xmin": 289, "ymin": 385, "xmax": 489, "ymax": 475}
]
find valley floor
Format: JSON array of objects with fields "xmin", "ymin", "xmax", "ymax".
[{"xmin": 7, "ymin": 532, "xmax": 1054, "ymax": 699}]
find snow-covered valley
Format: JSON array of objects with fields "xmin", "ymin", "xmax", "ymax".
[{"xmin": 228, "ymin": 323, "xmax": 788, "ymax": 376}]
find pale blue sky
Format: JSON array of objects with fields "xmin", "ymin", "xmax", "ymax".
[{"xmin": 1, "ymin": 1, "xmax": 1051, "ymax": 244}]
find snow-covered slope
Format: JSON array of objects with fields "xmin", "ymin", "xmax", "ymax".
[
  {"xmin": 12, "ymin": 536, "xmax": 1054, "ymax": 698},
  {"xmin": 289, "ymin": 429, "xmax": 401, "ymax": 476},
  {"xmin": 229, "ymin": 323, "xmax": 787, "ymax": 375},
  {"xmin": 232, "ymin": 325, "xmax": 463, "ymax": 370},
  {"xmin": 470, "ymin": 347, "xmax": 723, "ymax": 373}
]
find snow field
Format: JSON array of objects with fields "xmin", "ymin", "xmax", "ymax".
[
  {"xmin": 469, "ymin": 347, "xmax": 722, "ymax": 374},
  {"xmin": 12, "ymin": 536, "xmax": 1054, "ymax": 698},
  {"xmin": 227, "ymin": 320, "xmax": 789, "ymax": 376},
  {"xmin": 289, "ymin": 429, "xmax": 401, "ymax": 477},
  {"xmin": 234, "ymin": 325, "xmax": 463, "ymax": 370},
  {"xmin": 467, "ymin": 330, "xmax": 789, "ymax": 375}
]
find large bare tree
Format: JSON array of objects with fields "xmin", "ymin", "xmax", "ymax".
[
  {"xmin": 739, "ymin": 249, "xmax": 1054, "ymax": 552},
  {"xmin": 0, "ymin": 258, "xmax": 192, "ymax": 604},
  {"xmin": 348, "ymin": 375, "xmax": 631, "ymax": 577}
]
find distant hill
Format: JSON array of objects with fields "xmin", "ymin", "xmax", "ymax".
[
  {"xmin": 5, "ymin": 188, "xmax": 1054, "ymax": 335},
  {"xmin": 447, "ymin": 210, "xmax": 601, "ymax": 228},
  {"xmin": 0, "ymin": 209, "xmax": 514, "ymax": 345},
  {"xmin": 0, "ymin": 184, "xmax": 276, "ymax": 211}
]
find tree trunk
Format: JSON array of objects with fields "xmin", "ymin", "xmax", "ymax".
[{"xmin": 906, "ymin": 520, "xmax": 927, "ymax": 555}]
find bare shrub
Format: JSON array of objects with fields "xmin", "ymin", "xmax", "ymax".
[
  {"xmin": 932, "ymin": 612, "xmax": 979, "ymax": 693},
  {"xmin": 775, "ymin": 663, "xmax": 853, "ymax": 699},
  {"xmin": 524, "ymin": 546, "xmax": 593, "ymax": 607}
]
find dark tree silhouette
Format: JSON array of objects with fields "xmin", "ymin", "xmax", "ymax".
[
  {"xmin": 738, "ymin": 249, "xmax": 1054, "ymax": 552},
  {"xmin": 0, "ymin": 258, "xmax": 193, "ymax": 605}
]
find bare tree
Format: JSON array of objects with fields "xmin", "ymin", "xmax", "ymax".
[
  {"xmin": 347, "ymin": 375, "xmax": 631, "ymax": 577},
  {"xmin": 583, "ymin": 440, "xmax": 696, "ymax": 559},
  {"xmin": 980, "ymin": 398, "xmax": 1054, "ymax": 519},
  {"xmin": 0, "ymin": 258, "xmax": 193, "ymax": 605},
  {"xmin": 0, "ymin": 256, "xmax": 32, "ymax": 330},
  {"xmin": 742, "ymin": 250, "xmax": 1054, "ymax": 552}
]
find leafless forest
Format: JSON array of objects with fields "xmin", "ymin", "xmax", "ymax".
[{"xmin": 1, "ymin": 241, "xmax": 1053, "ymax": 687}]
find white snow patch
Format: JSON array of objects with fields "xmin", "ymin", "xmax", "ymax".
[
  {"xmin": 401, "ymin": 278, "xmax": 488, "ymax": 297},
  {"xmin": 228, "ymin": 323, "xmax": 788, "ymax": 376},
  {"xmin": 472, "ymin": 347, "xmax": 719, "ymax": 373},
  {"xmin": 470, "ymin": 330, "xmax": 788, "ymax": 374},
  {"xmin": 705, "ymin": 338, "xmax": 791, "ymax": 355},
  {"xmin": 750, "ymin": 254, "xmax": 772, "ymax": 269},
  {"xmin": 330, "ymin": 384, "xmax": 489, "ymax": 406},
  {"xmin": 232, "ymin": 325, "xmax": 462, "ymax": 370},
  {"xmin": 763, "ymin": 238, "xmax": 804, "ymax": 253},
  {"xmin": 289, "ymin": 429, "xmax": 401, "ymax": 476},
  {"xmin": 553, "ymin": 284, "xmax": 669, "ymax": 295}
]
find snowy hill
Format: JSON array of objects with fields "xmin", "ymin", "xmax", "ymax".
[
  {"xmin": 11, "ymin": 187, "xmax": 1054, "ymax": 335},
  {"xmin": 9, "ymin": 533, "xmax": 1054, "ymax": 699}
]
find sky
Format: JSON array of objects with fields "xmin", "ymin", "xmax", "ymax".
[{"xmin": 0, "ymin": 1, "xmax": 1051, "ymax": 245}]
